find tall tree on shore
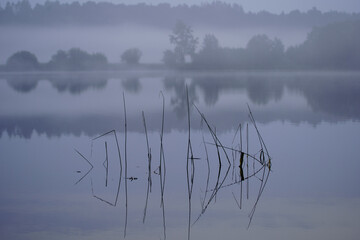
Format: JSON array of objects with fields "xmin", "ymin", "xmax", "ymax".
[{"xmin": 167, "ymin": 20, "xmax": 198, "ymax": 65}]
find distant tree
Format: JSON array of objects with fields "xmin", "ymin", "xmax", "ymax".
[
  {"xmin": 67, "ymin": 48, "xmax": 91, "ymax": 70},
  {"xmin": 49, "ymin": 48, "xmax": 108, "ymax": 70},
  {"xmin": 0, "ymin": 0, "xmax": 32, "ymax": 23},
  {"xmin": 246, "ymin": 34, "xmax": 284, "ymax": 68},
  {"xmin": 193, "ymin": 34, "xmax": 221, "ymax": 68},
  {"xmin": 50, "ymin": 50, "xmax": 68, "ymax": 70},
  {"xmin": 285, "ymin": 20, "xmax": 360, "ymax": 69},
  {"xmin": 202, "ymin": 34, "xmax": 220, "ymax": 51},
  {"xmin": 192, "ymin": 33, "xmax": 286, "ymax": 69},
  {"xmin": 162, "ymin": 50, "xmax": 177, "ymax": 67},
  {"xmin": 14, "ymin": 0, "xmax": 32, "ymax": 16},
  {"xmin": 121, "ymin": 48, "xmax": 142, "ymax": 65},
  {"xmin": 91, "ymin": 52, "xmax": 108, "ymax": 68},
  {"xmin": 6, "ymin": 51, "xmax": 39, "ymax": 71},
  {"xmin": 168, "ymin": 20, "xmax": 198, "ymax": 64},
  {"xmin": 0, "ymin": 3, "xmax": 12, "ymax": 23}
]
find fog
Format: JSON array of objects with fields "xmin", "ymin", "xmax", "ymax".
[
  {"xmin": 0, "ymin": 25, "xmax": 168, "ymax": 64},
  {"xmin": 1, "ymin": 1, "xmax": 359, "ymax": 68},
  {"xmin": 0, "ymin": 25, "xmax": 309, "ymax": 64}
]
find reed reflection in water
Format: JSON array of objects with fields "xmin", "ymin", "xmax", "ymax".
[{"xmin": 74, "ymin": 88, "xmax": 272, "ymax": 239}]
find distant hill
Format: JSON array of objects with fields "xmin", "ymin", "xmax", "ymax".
[{"xmin": 1, "ymin": 0, "xmax": 359, "ymax": 28}]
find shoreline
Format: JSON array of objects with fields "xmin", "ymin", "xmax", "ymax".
[{"xmin": 1, "ymin": 69, "xmax": 360, "ymax": 83}]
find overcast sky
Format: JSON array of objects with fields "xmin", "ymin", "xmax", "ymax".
[{"xmin": 1, "ymin": 0, "xmax": 360, "ymax": 13}]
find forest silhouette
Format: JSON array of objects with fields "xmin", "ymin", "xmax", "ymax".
[{"xmin": 1, "ymin": 0, "xmax": 359, "ymax": 28}]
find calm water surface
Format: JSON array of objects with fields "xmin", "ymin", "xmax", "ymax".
[{"xmin": 0, "ymin": 71, "xmax": 360, "ymax": 240}]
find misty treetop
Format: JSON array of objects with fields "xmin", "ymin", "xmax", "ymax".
[
  {"xmin": 168, "ymin": 20, "xmax": 198, "ymax": 64},
  {"xmin": 6, "ymin": 50, "xmax": 39, "ymax": 71},
  {"xmin": 49, "ymin": 48, "xmax": 108, "ymax": 70},
  {"xmin": 1, "ymin": 0, "xmax": 360, "ymax": 28},
  {"xmin": 121, "ymin": 48, "xmax": 142, "ymax": 65}
]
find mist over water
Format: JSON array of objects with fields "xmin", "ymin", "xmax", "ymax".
[
  {"xmin": 0, "ymin": 25, "xmax": 309, "ymax": 64},
  {"xmin": 0, "ymin": 25, "xmax": 169, "ymax": 64}
]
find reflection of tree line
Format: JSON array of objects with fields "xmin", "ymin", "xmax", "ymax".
[
  {"xmin": 164, "ymin": 75, "xmax": 285, "ymax": 117},
  {"xmin": 4, "ymin": 73, "xmax": 360, "ymax": 114},
  {"xmin": 164, "ymin": 73, "xmax": 360, "ymax": 120},
  {"xmin": 4, "ymin": 72, "xmax": 360, "ymax": 114},
  {"xmin": 285, "ymin": 74, "xmax": 360, "ymax": 119},
  {"xmin": 0, "ymin": 115, "xmax": 121, "ymax": 139},
  {"xmin": 5, "ymin": 74, "xmax": 145, "ymax": 94},
  {"xmin": 5, "ymin": 74, "xmax": 108, "ymax": 94},
  {"xmin": 5, "ymin": 73, "xmax": 285, "ymax": 106},
  {"xmin": 1, "ymin": 72, "xmax": 360, "ymax": 138}
]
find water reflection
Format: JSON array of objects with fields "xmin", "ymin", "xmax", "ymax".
[
  {"xmin": 5, "ymin": 73, "xmax": 108, "ymax": 94},
  {"xmin": 0, "ymin": 71, "xmax": 359, "ymax": 138},
  {"xmin": 48, "ymin": 74, "xmax": 107, "ymax": 94},
  {"xmin": 122, "ymin": 77, "xmax": 141, "ymax": 93},
  {"xmin": 164, "ymin": 76, "xmax": 198, "ymax": 118},
  {"xmin": 6, "ymin": 74, "xmax": 39, "ymax": 93},
  {"xmin": 73, "ymin": 98, "xmax": 272, "ymax": 240},
  {"xmin": 286, "ymin": 75, "xmax": 360, "ymax": 119},
  {"xmin": 1, "ymin": 72, "xmax": 359, "ymax": 240}
]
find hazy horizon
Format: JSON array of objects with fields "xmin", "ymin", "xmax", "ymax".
[
  {"xmin": 1, "ymin": 0, "xmax": 359, "ymax": 67},
  {"xmin": 1, "ymin": 2, "xmax": 360, "ymax": 240},
  {"xmin": 1, "ymin": 0, "xmax": 360, "ymax": 14},
  {"xmin": 0, "ymin": 25, "xmax": 310, "ymax": 64}
]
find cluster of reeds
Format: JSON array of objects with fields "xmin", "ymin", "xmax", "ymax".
[
  {"xmin": 74, "ymin": 87, "xmax": 272, "ymax": 240},
  {"xmin": 185, "ymin": 87, "xmax": 272, "ymax": 238}
]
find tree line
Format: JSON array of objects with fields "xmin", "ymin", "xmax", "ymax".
[
  {"xmin": 4, "ymin": 48, "xmax": 142, "ymax": 71},
  {"xmin": 1, "ymin": 0, "xmax": 359, "ymax": 28},
  {"xmin": 164, "ymin": 19, "xmax": 360, "ymax": 70},
  {"xmin": 3, "ymin": 19, "xmax": 360, "ymax": 71}
]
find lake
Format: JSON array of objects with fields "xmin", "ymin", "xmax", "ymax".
[{"xmin": 0, "ymin": 71, "xmax": 360, "ymax": 240}]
